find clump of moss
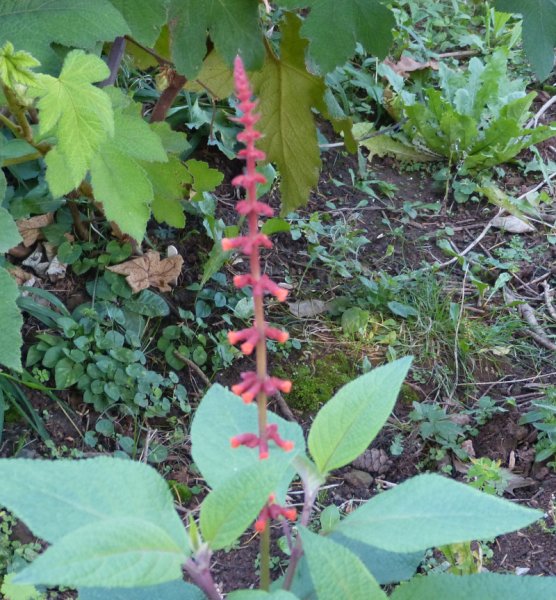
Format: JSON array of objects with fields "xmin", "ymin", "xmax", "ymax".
[{"xmin": 275, "ymin": 351, "xmax": 355, "ymax": 414}]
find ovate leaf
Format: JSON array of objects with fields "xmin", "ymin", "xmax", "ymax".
[
  {"xmin": 109, "ymin": 0, "xmax": 168, "ymax": 47},
  {"xmin": 0, "ymin": 267, "xmax": 23, "ymax": 371},
  {"xmin": 299, "ymin": 528, "xmax": 387, "ymax": 600},
  {"xmin": 251, "ymin": 13, "xmax": 323, "ymax": 213},
  {"xmin": 390, "ymin": 573, "xmax": 556, "ymax": 600},
  {"xmin": 0, "ymin": 457, "xmax": 188, "ymax": 549},
  {"xmin": 495, "ymin": 0, "xmax": 556, "ymax": 80},
  {"xmin": 335, "ymin": 474, "xmax": 542, "ymax": 553},
  {"xmin": 0, "ymin": 207, "xmax": 23, "ymax": 252},
  {"xmin": 0, "ymin": 0, "xmax": 130, "ymax": 73},
  {"xmin": 79, "ymin": 581, "xmax": 207, "ymax": 600},
  {"xmin": 308, "ymin": 357, "xmax": 412, "ymax": 474},
  {"xmin": 32, "ymin": 50, "xmax": 113, "ymax": 196},
  {"xmin": 278, "ymin": 0, "xmax": 395, "ymax": 73},
  {"xmin": 228, "ymin": 591, "xmax": 300, "ymax": 599}
]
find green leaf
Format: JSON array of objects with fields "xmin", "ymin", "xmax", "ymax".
[
  {"xmin": 186, "ymin": 159, "xmax": 224, "ymax": 192},
  {"xmin": 125, "ymin": 290, "xmax": 170, "ymax": 317},
  {"xmin": 200, "ymin": 460, "xmax": 290, "ymax": 550},
  {"xmin": 308, "ymin": 357, "xmax": 412, "ymax": 474},
  {"xmin": 146, "ymin": 157, "xmax": 189, "ymax": 227},
  {"xmin": 390, "ymin": 573, "xmax": 556, "ymax": 600},
  {"xmin": 299, "ymin": 528, "xmax": 387, "ymax": 600},
  {"xmin": 0, "ymin": 41, "xmax": 40, "ymax": 87},
  {"xmin": 190, "ymin": 384, "xmax": 305, "ymax": 496},
  {"xmin": 0, "ymin": 457, "xmax": 188, "ymax": 549},
  {"xmin": 278, "ymin": 0, "xmax": 395, "ymax": 73},
  {"xmin": 0, "ymin": 207, "xmax": 22, "ymax": 252},
  {"xmin": 109, "ymin": 0, "xmax": 168, "ymax": 47},
  {"xmin": 228, "ymin": 591, "xmax": 299, "ymax": 600},
  {"xmin": 16, "ymin": 518, "xmax": 187, "ymax": 588},
  {"xmin": 168, "ymin": 0, "xmax": 264, "ymax": 78},
  {"xmin": 0, "ymin": 168, "xmax": 6, "ymax": 200},
  {"xmin": 0, "ymin": 0, "xmax": 130, "ymax": 73},
  {"xmin": 0, "ymin": 574, "xmax": 42, "ymax": 600},
  {"xmin": 32, "ymin": 50, "xmax": 113, "ymax": 196},
  {"xmin": 184, "ymin": 50, "xmax": 235, "ymax": 99},
  {"xmin": 261, "ymin": 218, "xmax": 291, "ymax": 235},
  {"xmin": 0, "ymin": 267, "xmax": 23, "ymax": 371},
  {"xmin": 360, "ymin": 135, "xmax": 439, "ymax": 164},
  {"xmin": 54, "ymin": 358, "xmax": 83, "ymax": 388},
  {"xmin": 150, "ymin": 122, "xmax": 191, "ymax": 155},
  {"xmin": 495, "ymin": 0, "xmax": 556, "ymax": 80},
  {"xmin": 79, "ymin": 581, "xmax": 207, "ymax": 600},
  {"xmin": 335, "ymin": 474, "xmax": 542, "ymax": 553},
  {"xmin": 251, "ymin": 13, "xmax": 323, "ymax": 213}
]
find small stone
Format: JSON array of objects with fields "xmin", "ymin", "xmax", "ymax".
[
  {"xmin": 344, "ymin": 469, "xmax": 373, "ymax": 489},
  {"xmin": 449, "ymin": 413, "xmax": 471, "ymax": 426},
  {"xmin": 460, "ymin": 439, "xmax": 476, "ymax": 458},
  {"xmin": 534, "ymin": 466, "xmax": 549, "ymax": 481}
]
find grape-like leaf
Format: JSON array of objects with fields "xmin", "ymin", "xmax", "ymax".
[
  {"xmin": 277, "ymin": 0, "xmax": 395, "ymax": 73},
  {"xmin": 0, "ymin": 0, "xmax": 129, "ymax": 73},
  {"xmin": 0, "ymin": 207, "xmax": 22, "ymax": 253},
  {"xmin": 495, "ymin": 0, "xmax": 556, "ymax": 80},
  {"xmin": 0, "ymin": 42, "xmax": 40, "ymax": 87},
  {"xmin": 109, "ymin": 0, "xmax": 168, "ymax": 47},
  {"xmin": 0, "ymin": 267, "xmax": 23, "ymax": 371}
]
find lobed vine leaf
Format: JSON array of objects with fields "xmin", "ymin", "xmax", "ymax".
[
  {"xmin": 0, "ymin": 0, "xmax": 130, "ymax": 73},
  {"xmin": 0, "ymin": 266, "xmax": 23, "ymax": 371},
  {"xmin": 0, "ymin": 207, "xmax": 23, "ymax": 252},
  {"xmin": 108, "ymin": 0, "xmax": 168, "ymax": 47},
  {"xmin": 0, "ymin": 41, "xmax": 40, "ymax": 87},
  {"xmin": 495, "ymin": 0, "xmax": 556, "ymax": 80},
  {"xmin": 278, "ymin": 0, "xmax": 395, "ymax": 73}
]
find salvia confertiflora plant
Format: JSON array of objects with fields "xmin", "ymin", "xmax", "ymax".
[{"xmin": 0, "ymin": 56, "xmax": 555, "ymax": 600}]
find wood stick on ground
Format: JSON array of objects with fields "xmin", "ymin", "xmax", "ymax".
[
  {"xmin": 542, "ymin": 282, "xmax": 556, "ymax": 322},
  {"xmin": 505, "ymin": 289, "xmax": 556, "ymax": 351},
  {"xmin": 173, "ymin": 351, "xmax": 211, "ymax": 387},
  {"xmin": 526, "ymin": 94, "xmax": 556, "ymax": 128},
  {"xmin": 272, "ymin": 391, "xmax": 297, "ymax": 422}
]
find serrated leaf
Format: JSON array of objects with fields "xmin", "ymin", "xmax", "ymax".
[
  {"xmin": 191, "ymin": 384, "xmax": 305, "ymax": 497},
  {"xmin": 278, "ymin": 0, "xmax": 395, "ymax": 73},
  {"xmin": 0, "ymin": 41, "xmax": 40, "ymax": 87},
  {"xmin": 390, "ymin": 573, "xmax": 556, "ymax": 600},
  {"xmin": 0, "ymin": 0, "xmax": 130, "ymax": 73},
  {"xmin": 150, "ymin": 122, "xmax": 191, "ymax": 155},
  {"xmin": 228, "ymin": 591, "xmax": 299, "ymax": 600},
  {"xmin": 360, "ymin": 135, "xmax": 439, "ymax": 163},
  {"xmin": 184, "ymin": 50, "xmax": 235, "ymax": 99},
  {"xmin": 335, "ymin": 474, "xmax": 542, "ymax": 553},
  {"xmin": 0, "ymin": 266, "xmax": 23, "ymax": 371},
  {"xmin": 109, "ymin": 0, "xmax": 168, "ymax": 47},
  {"xmin": 0, "ymin": 574, "xmax": 42, "ymax": 600},
  {"xmin": 308, "ymin": 357, "xmax": 412, "ymax": 474},
  {"xmin": 16, "ymin": 518, "xmax": 187, "ymax": 588},
  {"xmin": 145, "ymin": 157, "xmax": 190, "ymax": 228},
  {"xmin": 79, "ymin": 581, "xmax": 207, "ymax": 600},
  {"xmin": 169, "ymin": 0, "xmax": 264, "ymax": 79},
  {"xmin": 186, "ymin": 159, "xmax": 224, "ymax": 192},
  {"xmin": 0, "ymin": 457, "xmax": 188, "ymax": 549},
  {"xmin": 495, "ymin": 0, "xmax": 556, "ymax": 80},
  {"xmin": 200, "ymin": 461, "xmax": 290, "ymax": 550},
  {"xmin": 0, "ymin": 207, "xmax": 23, "ymax": 252},
  {"xmin": 251, "ymin": 13, "xmax": 322, "ymax": 213},
  {"xmin": 32, "ymin": 50, "xmax": 113, "ymax": 196},
  {"xmin": 299, "ymin": 528, "xmax": 387, "ymax": 600}
]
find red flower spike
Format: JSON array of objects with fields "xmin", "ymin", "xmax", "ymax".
[
  {"xmin": 231, "ymin": 432, "xmax": 260, "ymax": 449},
  {"xmin": 236, "ymin": 200, "xmax": 274, "ymax": 218},
  {"xmin": 232, "ymin": 172, "xmax": 267, "ymax": 188},
  {"xmin": 221, "ymin": 234, "xmax": 273, "ymax": 255},
  {"xmin": 254, "ymin": 496, "xmax": 296, "ymax": 534},
  {"xmin": 265, "ymin": 325, "xmax": 289, "ymax": 344},
  {"xmin": 266, "ymin": 423, "xmax": 294, "ymax": 452}
]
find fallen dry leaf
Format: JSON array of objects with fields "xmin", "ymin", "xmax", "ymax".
[
  {"xmin": 108, "ymin": 250, "xmax": 183, "ymax": 293},
  {"xmin": 491, "ymin": 215, "xmax": 536, "ymax": 233},
  {"xmin": 16, "ymin": 213, "xmax": 54, "ymax": 247},
  {"xmin": 383, "ymin": 55, "xmax": 439, "ymax": 77},
  {"xmin": 9, "ymin": 266, "xmax": 35, "ymax": 286}
]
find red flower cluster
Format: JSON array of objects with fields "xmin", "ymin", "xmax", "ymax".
[{"xmin": 255, "ymin": 495, "xmax": 297, "ymax": 533}]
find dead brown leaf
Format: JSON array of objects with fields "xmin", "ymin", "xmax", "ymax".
[
  {"xmin": 383, "ymin": 55, "xmax": 439, "ymax": 77},
  {"xmin": 16, "ymin": 213, "xmax": 54, "ymax": 247},
  {"xmin": 107, "ymin": 250, "xmax": 183, "ymax": 293},
  {"xmin": 9, "ymin": 266, "xmax": 35, "ymax": 286}
]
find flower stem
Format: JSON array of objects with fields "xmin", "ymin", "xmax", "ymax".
[{"xmin": 259, "ymin": 522, "xmax": 271, "ymax": 591}]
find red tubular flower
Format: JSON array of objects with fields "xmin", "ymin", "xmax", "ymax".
[
  {"xmin": 233, "ymin": 274, "xmax": 288, "ymax": 302},
  {"xmin": 255, "ymin": 495, "xmax": 297, "ymax": 533}
]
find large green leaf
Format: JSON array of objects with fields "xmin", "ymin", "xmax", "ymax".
[
  {"xmin": 335, "ymin": 474, "xmax": 542, "ymax": 553},
  {"xmin": 390, "ymin": 573, "xmax": 556, "ymax": 600},
  {"xmin": 32, "ymin": 50, "xmax": 114, "ymax": 196},
  {"xmin": 228, "ymin": 591, "xmax": 299, "ymax": 599},
  {"xmin": 0, "ymin": 266, "xmax": 23, "ymax": 371},
  {"xmin": 0, "ymin": 41, "xmax": 40, "ymax": 87},
  {"xmin": 109, "ymin": 0, "xmax": 168, "ymax": 47},
  {"xmin": 251, "ymin": 13, "xmax": 323, "ymax": 213},
  {"xmin": 0, "ymin": 0, "xmax": 130, "ymax": 73},
  {"xmin": 0, "ymin": 206, "xmax": 22, "ymax": 252},
  {"xmin": 80, "ymin": 581, "xmax": 206, "ymax": 600},
  {"xmin": 168, "ymin": 0, "xmax": 264, "ymax": 78},
  {"xmin": 145, "ymin": 156, "xmax": 190, "ymax": 228},
  {"xmin": 15, "ymin": 518, "xmax": 187, "ymax": 588},
  {"xmin": 299, "ymin": 528, "xmax": 387, "ymax": 600},
  {"xmin": 495, "ymin": 0, "xmax": 556, "ymax": 80},
  {"xmin": 0, "ymin": 457, "xmax": 188, "ymax": 549},
  {"xmin": 190, "ymin": 384, "xmax": 305, "ymax": 497},
  {"xmin": 278, "ymin": 0, "xmax": 395, "ymax": 73},
  {"xmin": 200, "ymin": 460, "xmax": 290, "ymax": 550},
  {"xmin": 308, "ymin": 357, "xmax": 412, "ymax": 474}
]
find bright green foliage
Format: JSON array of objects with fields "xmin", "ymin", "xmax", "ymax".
[
  {"xmin": 0, "ymin": 207, "xmax": 22, "ymax": 252},
  {"xmin": 191, "ymin": 384, "xmax": 305, "ymax": 494},
  {"xmin": 79, "ymin": 581, "xmax": 207, "ymax": 600},
  {"xmin": 200, "ymin": 460, "xmax": 290, "ymax": 550},
  {"xmin": 168, "ymin": 0, "xmax": 264, "ymax": 79},
  {"xmin": 0, "ymin": 576, "xmax": 42, "ymax": 600},
  {"xmin": 277, "ymin": 0, "xmax": 395, "ymax": 73},
  {"xmin": 228, "ymin": 591, "xmax": 299, "ymax": 599},
  {"xmin": 308, "ymin": 357, "xmax": 412, "ymax": 474},
  {"xmin": 109, "ymin": 0, "xmax": 168, "ymax": 47},
  {"xmin": 495, "ymin": 0, "xmax": 556, "ymax": 80},
  {"xmin": 32, "ymin": 50, "xmax": 113, "ymax": 196},
  {"xmin": 335, "ymin": 474, "xmax": 541, "ymax": 553},
  {"xmin": 146, "ymin": 156, "xmax": 192, "ymax": 228},
  {"xmin": 299, "ymin": 528, "xmax": 387, "ymax": 600},
  {"xmin": 0, "ymin": 267, "xmax": 23, "ymax": 371},
  {"xmin": 186, "ymin": 159, "xmax": 225, "ymax": 192},
  {"xmin": 390, "ymin": 573, "xmax": 556, "ymax": 599},
  {"xmin": 0, "ymin": 42, "xmax": 40, "ymax": 87},
  {"xmin": 16, "ymin": 518, "xmax": 187, "ymax": 588},
  {"xmin": 0, "ymin": 0, "xmax": 130, "ymax": 73},
  {"xmin": 251, "ymin": 14, "xmax": 323, "ymax": 213}
]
